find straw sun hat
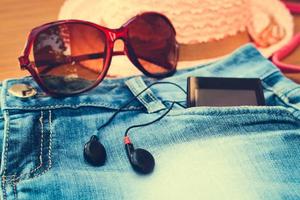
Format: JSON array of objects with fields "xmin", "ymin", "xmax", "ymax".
[{"xmin": 59, "ymin": 0, "xmax": 293, "ymax": 77}]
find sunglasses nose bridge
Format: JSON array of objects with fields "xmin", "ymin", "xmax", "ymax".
[
  {"xmin": 112, "ymin": 28, "xmax": 126, "ymax": 40},
  {"xmin": 109, "ymin": 28, "xmax": 128, "ymax": 54}
]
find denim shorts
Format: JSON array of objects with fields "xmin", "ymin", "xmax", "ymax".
[{"xmin": 0, "ymin": 44, "xmax": 300, "ymax": 200}]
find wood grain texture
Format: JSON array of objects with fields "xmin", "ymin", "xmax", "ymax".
[
  {"xmin": 0, "ymin": 1, "xmax": 300, "ymax": 83},
  {"xmin": 0, "ymin": 0, "xmax": 64, "ymax": 80}
]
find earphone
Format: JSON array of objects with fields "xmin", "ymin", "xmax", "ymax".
[
  {"xmin": 83, "ymin": 81, "xmax": 186, "ymax": 174},
  {"xmin": 84, "ymin": 135, "xmax": 106, "ymax": 166},
  {"xmin": 124, "ymin": 137, "xmax": 155, "ymax": 174},
  {"xmin": 123, "ymin": 101, "xmax": 177, "ymax": 174}
]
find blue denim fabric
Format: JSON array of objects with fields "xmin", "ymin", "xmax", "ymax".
[
  {"xmin": 125, "ymin": 77, "xmax": 166, "ymax": 113},
  {"xmin": 0, "ymin": 44, "xmax": 300, "ymax": 200}
]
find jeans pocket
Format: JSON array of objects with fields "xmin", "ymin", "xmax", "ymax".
[{"xmin": 149, "ymin": 105, "xmax": 300, "ymax": 157}]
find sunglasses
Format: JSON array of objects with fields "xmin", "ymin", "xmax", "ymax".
[{"xmin": 18, "ymin": 12, "xmax": 179, "ymax": 96}]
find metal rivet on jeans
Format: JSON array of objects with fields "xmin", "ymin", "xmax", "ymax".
[{"xmin": 8, "ymin": 84, "xmax": 37, "ymax": 98}]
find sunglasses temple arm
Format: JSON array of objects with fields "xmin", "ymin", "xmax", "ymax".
[
  {"xmin": 33, "ymin": 52, "xmax": 172, "ymax": 75},
  {"xmin": 36, "ymin": 51, "xmax": 124, "ymax": 74},
  {"xmin": 136, "ymin": 55, "xmax": 174, "ymax": 70}
]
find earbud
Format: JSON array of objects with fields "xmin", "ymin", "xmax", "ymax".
[
  {"xmin": 124, "ymin": 136, "xmax": 155, "ymax": 174},
  {"xmin": 84, "ymin": 135, "xmax": 107, "ymax": 166}
]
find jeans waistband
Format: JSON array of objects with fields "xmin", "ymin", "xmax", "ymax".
[{"xmin": 1, "ymin": 44, "xmax": 300, "ymax": 113}]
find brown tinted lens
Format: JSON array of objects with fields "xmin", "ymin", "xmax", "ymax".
[
  {"xmin": 33, "ymin": 23, "xmax": 107, "ymax": 94},
  {"xmin": 127, "ymin": 13, "xmax": 178, "ymax": 76}
]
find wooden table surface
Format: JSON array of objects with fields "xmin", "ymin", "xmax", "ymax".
[
  {"xmin": 0, "ymin": 0, "xmax": 300, "ymax": 83},
  {"xmin": 0, "ymin": 0, "xmax": 64, "ymax": 80}
]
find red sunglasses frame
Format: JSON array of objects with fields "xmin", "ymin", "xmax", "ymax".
[{"xmin": 18, "ymin": 12, "xmax": 179, "ymax": 97}]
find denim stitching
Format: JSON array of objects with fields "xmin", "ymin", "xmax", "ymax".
[
  {"xmin": 29, "ymin": 111, "xmax": 44, "ymax": 174},
  {"xmin": 1, "ymin": 110, "xmax": 10, "ymax": 200},
  {"xmin": 278, "ymin": 87, "xmax": 300, "ymax": 98},
  {"xmin": 4, "ymin": 111, "xmax": 53, "ymax": 200},
  {"xmin": 3, "ymin": 110, "xmax": 53, "ymax": 185},
  {"xmin": 11, "ymin": 175, "xmax": 17, "ymax": 200},
  {"xmin": 16, "ymin": 110, "xmax": 54, "ymax": 181},
  {"xmin": 47, "ymin": 110, "xmax": 53, "ymax": 169},
  {"xmin": 2, "ymin": 111, "xmax": 44, "ymax": 182},
  {"xmin": 3, "ymin": 111, "xmax": 10, "ymax": 175},
  {"xmin": 13, "ymin": 110, "xmax": 53, "ymax": 183},
  {"xmin": 2, "ymin": 176, "xmax": 7, "ymax": 200},
  {"xmin": 262, "ymin": 81, "xmax": 300, "ymax": 118},
  {"xmin": 4, "ymin": 103, "xmax": 144, "ymax": 111},
  {"xmin": 168, "ymin": 107, "xmax": 299, "ymax": 121}
]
